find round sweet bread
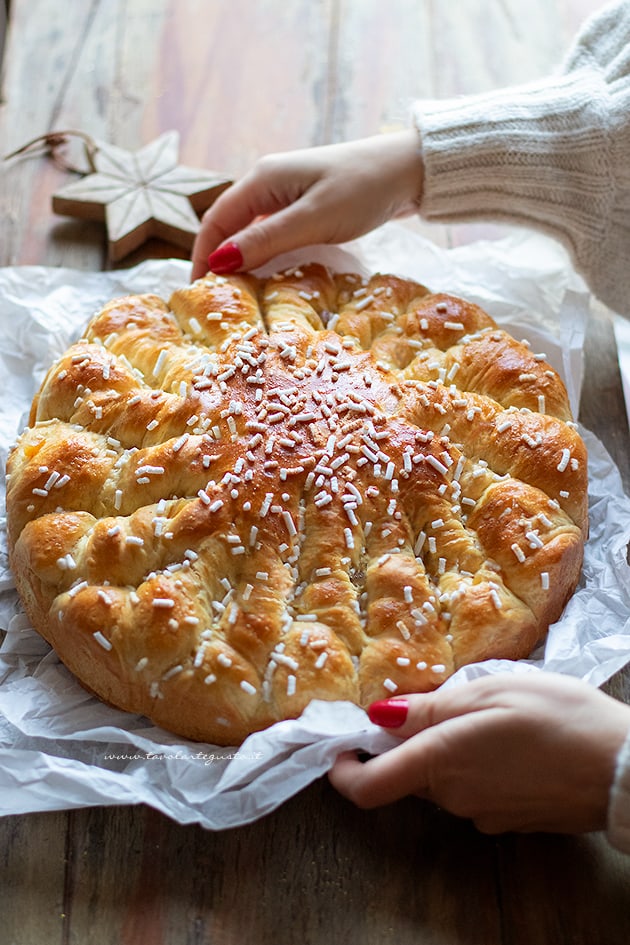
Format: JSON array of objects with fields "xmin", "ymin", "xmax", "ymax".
[{"xmin": 6, "ymin": 264, "xmax": 588, "ymax": 745}]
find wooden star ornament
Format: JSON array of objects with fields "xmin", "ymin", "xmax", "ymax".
[{"xmin": 51, "ymin": 131, "xmax": 233, "ymax": 261}]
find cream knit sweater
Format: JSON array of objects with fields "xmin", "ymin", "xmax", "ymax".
[
  {"xmin": 413, "ymin": 0, "xmax": 630, "ymax": 854},
  {"xmin": 413, "ymin": 0, "xmax": 630, "ymax": 317}
]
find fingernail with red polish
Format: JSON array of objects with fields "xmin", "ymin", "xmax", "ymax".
[
  {"xmin": 207, "ymin": 242, "xmax": 243, "ymax": 274},
  {"xmin": 368, "ymin": 698, "xmax": 409, "ymax": 728}
]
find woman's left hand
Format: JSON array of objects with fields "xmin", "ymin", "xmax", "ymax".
[{"xmin": 329, "ymin": 673, "xmax": 630, "ymax": 834}]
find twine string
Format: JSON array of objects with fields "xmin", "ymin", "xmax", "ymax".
[{"xmin": 3, "ymin": 130, "xmax": 99, "ymax": 174}]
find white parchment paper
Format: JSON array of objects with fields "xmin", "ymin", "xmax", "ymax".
[{"xmin": 1, "ymin": 224, "xmax": 630, "ymax": 829}]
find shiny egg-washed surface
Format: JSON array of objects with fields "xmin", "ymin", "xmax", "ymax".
[{"xmin": 6, "ymin": 264, "xmax": 587, "ymax": 745}]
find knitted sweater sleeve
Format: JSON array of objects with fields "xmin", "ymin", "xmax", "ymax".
[{"xmin": 411, "ymin": 0, "xmax": 630, "ymax": 314}]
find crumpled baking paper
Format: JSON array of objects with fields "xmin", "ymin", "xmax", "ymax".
[
  {"xmin": 1, "ymin": 224, "xmax": 630, "ymax": 829},
  {"xmin": 614, "ymin": 315, "xmax": 630, "ymax": 429}
]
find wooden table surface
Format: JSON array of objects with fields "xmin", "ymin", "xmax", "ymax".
[{"xmin": 2, "ymin": 2, "xmax": 630, "ymax": 943}]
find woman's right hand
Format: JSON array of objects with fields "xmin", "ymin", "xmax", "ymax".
[{"xmin": 190, "ymin": 129, "xmax": 424, "ymax": 280}]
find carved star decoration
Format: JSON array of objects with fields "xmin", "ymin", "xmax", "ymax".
[{"xmin": 52, "ymin": 131, "xmax": 232, "ymax": 261}]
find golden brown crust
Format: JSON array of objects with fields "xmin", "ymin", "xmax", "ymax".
[{"xmin": 6, "ymin": 264, "xmax": 588, "ymax": 745}]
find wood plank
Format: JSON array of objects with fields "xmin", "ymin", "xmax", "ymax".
[
  {"xmin": 0, "ymin": 811, "xmax": 69, "ymax": 945},
  {"xmin": 58, "ymin": 782, "xmax": 505, "ymax": 945},
  {"xmin": 134, "ymin": 0, "xmax": 334, "ymax": 168},
  {"xmin": 0, "ymin": 0, "xmax": 336, "ymax": 267},
  {"xmin": 2, "ymin": 785, "xmax": 628, "ymax": 945},
  {"xmin": 497, "ymin": 832, "xmax": 630, "ymax": 944},
  {"xmin": 579, "ymin": 302, "xmax": 630, "ymax": 491},
  {"xmin": 52, "ymin": 781, "xmax": 630, "ymax": 945},
  {"xmin": 0, "ymin": 0, "xmax": 115, "ymax": 267}
]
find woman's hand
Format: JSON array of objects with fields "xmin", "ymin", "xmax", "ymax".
[
  {"xmin": 328, "ymin": 673, "xmax": 630, "ymax": 835},
  {"xmin": 190, "ymin": 130, "xmax": 424, "ymax": 280}
]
